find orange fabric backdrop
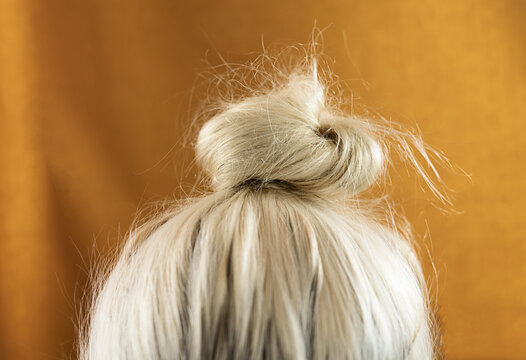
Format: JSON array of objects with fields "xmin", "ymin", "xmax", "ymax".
[{"xmin": 1, "ymin": 1, "xmax": 525, "ymax": 359}]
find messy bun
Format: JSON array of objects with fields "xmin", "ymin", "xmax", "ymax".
[
  {"xmin": 81, "ymin": 52, "xmax": 448, "ymax": 360},
  {"xmin": 196, "ymin": 74, "xmax": 383, "ymax": 197}
]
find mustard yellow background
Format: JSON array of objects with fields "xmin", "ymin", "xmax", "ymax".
[{"xmin": 1, "ymin": 1, "xmax": 525, "ymax": 359}]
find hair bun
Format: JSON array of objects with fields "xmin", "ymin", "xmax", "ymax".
[{"xmin": 196, "ymin": 73, "xmax": 384, "ymax": 197}]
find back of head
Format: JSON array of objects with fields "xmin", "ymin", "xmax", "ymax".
[{"xmin": 81, "ymin": 53, "xmax": 440, "ymax": 360}]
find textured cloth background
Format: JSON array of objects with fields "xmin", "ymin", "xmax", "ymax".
[{"xmin": 1, "ymin": 1, "xmax": 525, "ymax": 359}]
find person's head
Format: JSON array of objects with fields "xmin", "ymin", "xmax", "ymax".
[{"xmin": 80, "ymin": 53, "xmax": 443, "ymax": 359}]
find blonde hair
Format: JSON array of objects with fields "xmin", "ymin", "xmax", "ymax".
[{"xmin": 80, "ymin": 52, "xmax": 446, "ymax": 359}]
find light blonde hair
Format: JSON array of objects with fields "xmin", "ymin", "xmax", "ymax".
[{"xmin": 80, "ymin": 50, "xmax": 447, "ymax": 359}]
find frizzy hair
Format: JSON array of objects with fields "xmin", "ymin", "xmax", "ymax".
[{"xmin": 79, "ymin": 49, "xmax": 449, "ymax": 360}]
